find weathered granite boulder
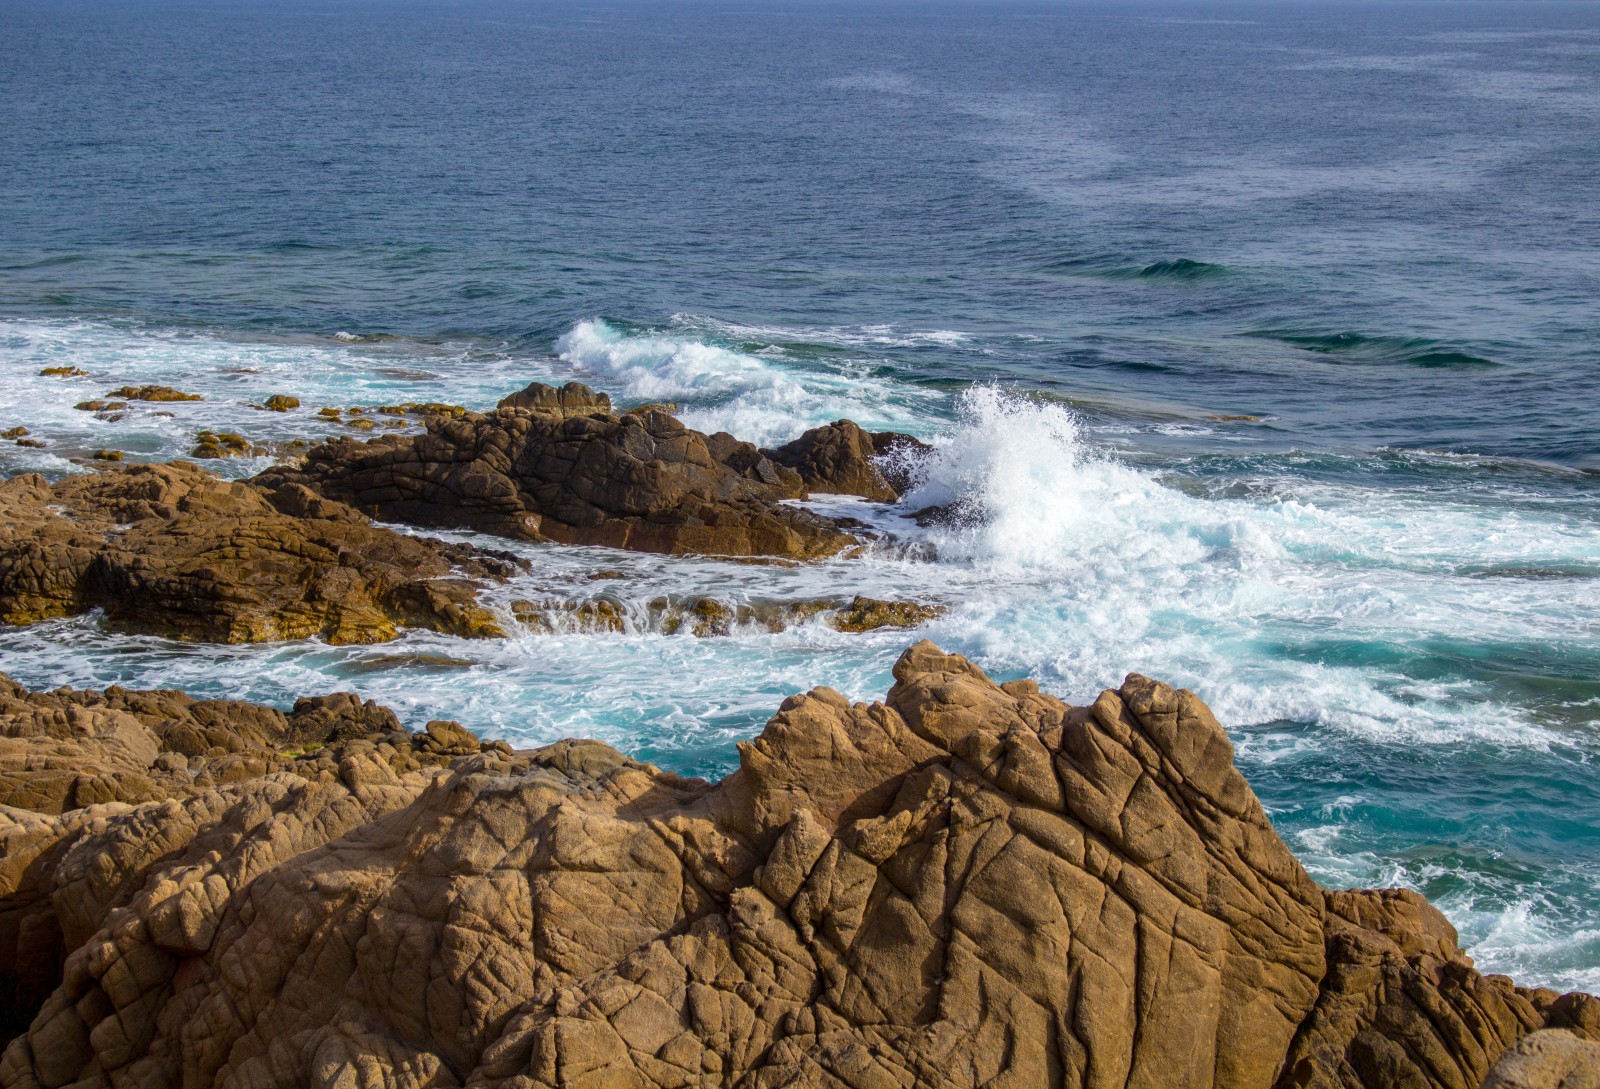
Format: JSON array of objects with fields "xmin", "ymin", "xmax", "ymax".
[
  {"xmin": 0, "ymin": 675, "xmax": 507, "ymax": 1043},
  {"xmin": 764, "ymin": 420, "xmax": 930, "ymax": 502},
  {"xmin": 496, "ymin": 380, "xmax": 612, "ymax": 417},
  {"xmin": 0, "ymin": 461, "xmax": 514, "ymax": 644},
  {"xmin": 0, "ymin": 643, "xmax": 1586, "ymax": 1087},
  {"xmin": 257, "ymin": 401, "xmax": 862, "ymax": 559},
  {"xmin": 1481, "ymin": 1031, "xmax": 1600, "ymax": 1089}
]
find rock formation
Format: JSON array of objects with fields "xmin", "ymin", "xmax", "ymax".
[
  {"xmin": 764, "ymin": 420, "xmax": 931, "ymax": 502},
  {"xmin": 1481, "ymin": 1032, "xmax": 1600, "ymax": 1089},
  {"xmin": 496, "ymin": 380, "xmax": 612, "ymax": 417},
  {"xmin": 258, "ymin": 383, "xmax": 868, "ymax": 559},
  {"xmin": 0, "ymin": 643, "xmax": 1588, "ymax": 1087},
  {"xmin": 103, "ymin": 386, "xmax": 202, "ymax": 403},
  {"xmin": 0, "ymin": 461, "xmax": 516, "ymax": 644}
]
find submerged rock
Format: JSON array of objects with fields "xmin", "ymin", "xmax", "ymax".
[
  {"xmin": 509, "ymin": 593, "xmax": 945, "ymax": 636},
  {"xmin": 188, "ymin": 429, "xmax": 260, "ymax": 458},
  {"xmin": 0, "ymin": 642, "xmax": 1587, "ymax": 1086},
  {"xmin": 104, "ymin": 385, "xmax": 202, "ymax": 403},
  {"xmin": 258, "ymin": 398, "xmax": 865, "ymax": 559},
  {"xmin": 0, "ymin": 461, "xmax": 514, "ymax": 644}
]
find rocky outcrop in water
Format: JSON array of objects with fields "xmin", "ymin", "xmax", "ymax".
[
  {"xmin": 258, "ymin": 383, "xmax": 870, "ymax": 558},
  {"xmin": 0, "ymin": 461, "xmax": 515, "ymax": 644},
  {"xmin": 496, "ymin": 379, "xmax": 613, "ymax": 417},
  {"xmin": 509, "ymin": 593, "xmax": 945, "ymax": 636},
  {"xmin": 765, "ymin": 420, "xmax": 910, "ymax": 502},
  {"xmin": 0, "ymin": 643, "xmax": 1588, "ymax": 1087}
]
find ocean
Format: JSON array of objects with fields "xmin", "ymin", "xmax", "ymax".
[{"xmin": 1, "ymin": 0, "xmax": 1597, "ymax": 992}]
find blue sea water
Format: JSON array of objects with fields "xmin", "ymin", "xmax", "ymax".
[{"xmin": 2, "ymin": 0, "xmax": 1599, "ymax": 990}]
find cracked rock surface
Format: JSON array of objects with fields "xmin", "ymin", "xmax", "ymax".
[{"xmin": 0, "ymin": 642, "xmax": 1591, "ymax": 1088}]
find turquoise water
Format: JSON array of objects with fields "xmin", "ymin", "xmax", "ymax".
[{"xmin": 1, "ymin": 0, "xmax": 1598, "ymax": 991}]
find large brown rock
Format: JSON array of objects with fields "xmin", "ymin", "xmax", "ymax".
[
  {"xmin": 764, "ymin": 420, "xmax": 931, "ymax": 502},
  {"xmin": 258, "ymin": 403, "xmax": 863, "ymax": 559},
  {"xmin": 1481, "ymin": 1031, "xmax": 1600, "ymax": 1089},
  {"xmin": 0, "ymin": 645, "xmax": 1589, "ymax": 1087},
  {"xmin": 495, "ymin": 380, "xmax": 612, "ymax": 417},
  {"xmin": 0, "ymin": 462, "xmax": 515, "ymax": 644}
]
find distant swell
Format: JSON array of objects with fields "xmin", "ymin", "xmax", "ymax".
[
  {"xmin": 1131, "ymin": 258, "xmax": 1232, "ymax": 281},
  {"xmin": 1046, "ymin": 256, "xmax": 1233, "ymax": 281},
  {"xmin": 1248, "ymin": 329, "xmax": 1501, "ymax": 368}
]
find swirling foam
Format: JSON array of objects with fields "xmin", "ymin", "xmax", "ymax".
[{"xmin": 554, "ymin": 318, "xmax": 937, "ymax": 446}]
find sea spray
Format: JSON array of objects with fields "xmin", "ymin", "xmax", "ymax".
[{"xmin": 555, "ymin": 318, "xmax": 934, "ymax": 446}]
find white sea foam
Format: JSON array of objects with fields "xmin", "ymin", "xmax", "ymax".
[
  {"xmin": 554, "ymin": 318, "xmax": 938, "ymax": 446},
  {"xmin": 878, "ymin": 387, "xmax": 1596, "ymax": 747},
  {"xmin": 670, "ymin": 313, "xmax": 974, "ymax": 350},
  {"xmin": 0, "ymin": 318, "xmax": 544, "ymax": 475}
]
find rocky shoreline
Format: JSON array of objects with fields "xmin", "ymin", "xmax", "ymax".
[
  {"xmin": 1, "ymin": 383, "xmax": 950, "ymax": 647},
  {"xmin": 0, "ymin": 383, "xmax": 1595, "ymax": 1087},
  {"xmin": 0, "ymin": 644, "xmax": 1590, "ymax": 1087}
]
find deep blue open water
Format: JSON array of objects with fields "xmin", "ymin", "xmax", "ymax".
[{"xmin": 2, "ymin": 0, "xmax": 1598, "ymax": 990}]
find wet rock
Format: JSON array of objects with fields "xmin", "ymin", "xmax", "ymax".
[
  {"xmin": 258, "ymin": 405, "xmax": 864, "ymax": 559},
  {"xmin": 495, "ymin": 379, "xmax": 612, "ymax": 416},
  {"xmin": 72, "ymin": 400, "xmax": 127, "ymax": 412},
  {"xmin": 374, "ymin": 402, "xmax": 470, "ymax": 420},
  {"xmin": 833, "ymin": 594, "xmax": 944, "ymax": 631},
  {"xmin": 12, "ymin": 439, "xmax": 45, "ymax": 450},
  {"xmin": 105, "ymin": 385, "xmax": 202, "ymax": 402},
  {"xmin": 0, "ymin": 461, "xmax": 514, "ymax": 644},
  {"xmin": 511, "ymin": 596, "xmax": 628, "ymax": 633},
  {"xmin": 36, "ymin": 367, "xmax": 86, "ymax": 378},
  {"xmin": 189, "ymin": 430, "xmax": 260, "ymax": 458},
  {"xmin": 872, "ymin": 428, "xmax": 935, "ymax": 494},
  {"xmin": 260, "ymin": 395, "xmax": 299, "ymax": 412},
  {"xmin": 0, "ymin": 429, "xmax": 26, "ymax": 440},
  {"xmin": 90, "ymin": 449, "xmax": 123, "ymax": 462},
  {"xmin": 508, "ymin": 594, "xmax": 943, "ymax": 636}
]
